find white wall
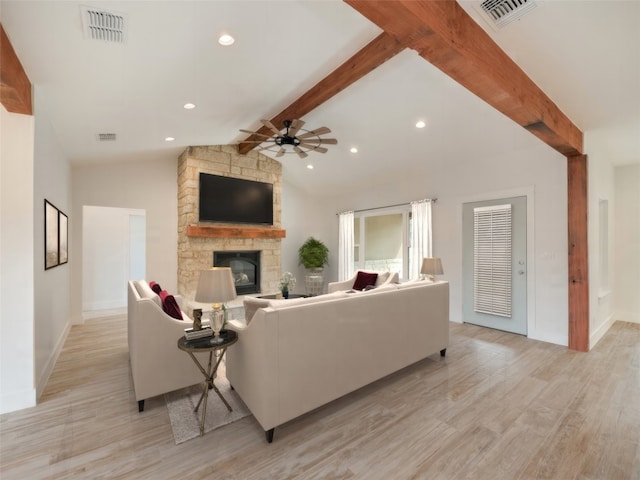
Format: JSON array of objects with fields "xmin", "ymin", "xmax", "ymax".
[
  {"xmin": 614, "ymin": 164, "xmax": 640, "ymax": 323},
  {"xmin": 0, "ymin": 105, "xmax": 36, "ymax": 414},
  {"xmin": 71, "ymin": 157, "xmax": 179, "ymax": 323},
  {"xmin": 325, "ymin": 140, "xmax": 569, "ymax": 346},
  {"xmin": 32, "ymin": 94, "xmax": 72, "ymax": 398},
  {"xmin": 585, "ymin": 135, "xmax": 617, "ymax": 348},
  {"xmin": 281, "ymin": 180, "xmax": 336, "ymax": 294}
]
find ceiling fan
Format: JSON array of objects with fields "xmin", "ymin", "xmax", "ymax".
[{"xmin": 240, "ymin": 119, "xmax": 337, "ymax": 159}]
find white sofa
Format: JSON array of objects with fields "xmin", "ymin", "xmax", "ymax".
[
  {"xmin": 226, "ymin": 280, "xmax": 449, "ymax": 442},
  {"xmin": 127, "ymin": 280, "xmax": 208, "ymax": 411}
]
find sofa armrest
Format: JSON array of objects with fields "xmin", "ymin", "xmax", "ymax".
[
  {"xmin": 327, "ymin": 278, "xmax": 354, "ymax": 293},
  {"xmin": 226, "ymin": 319, "xmax": 248, "ymax": 332}
]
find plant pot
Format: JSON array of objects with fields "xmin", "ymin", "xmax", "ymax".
[{"xmin": 304, "ymin": 267, "xmax": 324, "ymax": 297}]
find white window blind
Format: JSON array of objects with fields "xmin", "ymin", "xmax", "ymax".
[{"xmin": 474, "ymin": 204, "xmax": 512, "ymax": 317}]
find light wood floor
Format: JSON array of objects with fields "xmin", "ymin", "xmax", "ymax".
[{"xmin": 1, "ymin": 315, "xmax": 639, "ymax": 479}]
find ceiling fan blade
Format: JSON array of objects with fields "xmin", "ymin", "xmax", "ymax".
[
  {"xmin": 239, "ymin": 129, "xmax": 273, "ymax": 138},
  {"xmin": 310, "ymin": 138, "xmax": 337, "ymax": 145},
  {"xmin": 300, "ymin": 143, "xmax": 328, "ymax": 153},
  {"xmin": 260, "ymin": 119, "xmax": 282, "ymax": 136},
  {"xmin": 275, "ymin": 147, "xmax": 286, "ymax": 157},
  {"xmin": 297, "ymin": 127, "xmax": 331, "ymax": 139},
  {"xmin": 288, "ymin": 119, "xmax": 305, "ymax": 137},
  {"xmin": 293, "ymin": 146, "xmax": 308, "ymax": 159}
]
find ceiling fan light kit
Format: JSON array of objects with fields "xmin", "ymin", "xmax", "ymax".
[{"xmin": 241, "ymin": 119, "xmax": 337, "ymax": 159}]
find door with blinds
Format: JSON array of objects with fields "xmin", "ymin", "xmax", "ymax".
[{"xmin": 462, "ymin": 196, "xmax": 527, "ymax": 335}]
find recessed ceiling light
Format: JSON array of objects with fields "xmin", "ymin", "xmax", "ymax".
[
  {"xmin": 183, "ymin": 103, "xmax": 196, "ymax": 110},
  {"xmin": 218, "ymin": 34, "xmax": 235, "ymax": 46},
  {"xmin": 307, "ymin": 164, "xmax": 314, "ymax": 170},
  {"xmin": 165, "ymin": 137, "xmax": 175, "ymax": 142},
  {"xmin": 350, "ymin": 147, "xmax": 358, "ymax": 154},
  {"xmin": 416, "ymin": 120, "xmax": 426, "ymax": 129}
]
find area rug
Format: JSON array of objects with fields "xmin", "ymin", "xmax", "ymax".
[{"xmin": 164, "ymin": 363, "xmax": 250, "ymax": 444}]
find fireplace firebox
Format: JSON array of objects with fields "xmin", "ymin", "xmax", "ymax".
[{"xmin": 213, "ymin": 251, "xmax": 261, "ymax": 295}]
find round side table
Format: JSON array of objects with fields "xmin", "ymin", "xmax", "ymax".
[{"xmin": 177, "ymin": 330, "xmax": 238, "ymax": 436}]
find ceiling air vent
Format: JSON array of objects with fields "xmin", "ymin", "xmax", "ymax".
[
  {"xmin": 81, "ymin": 6, "xmax": 127, "ymax": 43},
  {"xmin": 479, "ymin": 0, "xmax": 537, "ymax": 28},
  {"xmin": 96, "ymin": 133, "xmax": 117, "ymax": 142}
]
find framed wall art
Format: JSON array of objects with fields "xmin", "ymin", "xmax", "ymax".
[
  {"xmin": 44, "ymin": 199, "xmax": 68, "ymax": 270},
  {"xmin": 59, "ymin": 210, "xmax": 68, "ymax": 265}
]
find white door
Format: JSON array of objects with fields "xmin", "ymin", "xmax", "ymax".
[{"xmin": 462, "ymin": 196, "xmax": 527, "ymax": 335}]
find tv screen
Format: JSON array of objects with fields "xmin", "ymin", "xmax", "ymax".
[{"xmin": 199, "ymin": 173, "xmax": 273, "ymax": 225}]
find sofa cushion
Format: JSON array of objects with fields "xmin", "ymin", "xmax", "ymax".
[
  {"xmin": 375, "ymin": 272, "xmax": 390, "ymax": 286},
  {"xmin": 353, "ymin": 271, "xmax": 378, "ymax": 291},
  {"xmin": 159, "ymin": 290, "xmax": 183, "ymax": 320},
  {"xmin": 396, "ymin": 279, "xmax": 430, "ymax": 289},
  {"xmin": 148, "ymin": 281, "xmax": 162, "ymax": 294},
  {"xmin": 362, "ymin": 283, "xmax": 397, "ymax": 294}
]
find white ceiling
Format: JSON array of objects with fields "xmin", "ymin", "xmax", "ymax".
[{"xmin": 2, "ymin": 0, "xmax": 638, "ymax": 196}]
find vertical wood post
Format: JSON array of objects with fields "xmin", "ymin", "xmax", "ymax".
[{"xmin": 567, "ymin": 155, "xmax": 589, "ymax": 351}]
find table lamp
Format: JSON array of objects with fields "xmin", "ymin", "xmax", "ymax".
[
  {"xmin": 420, "ymin": 257, "xmax": 443, "ymax": 282},
  {"xmin": 195, "ymin": 267, "xmax": 237, "ymax": 343}
]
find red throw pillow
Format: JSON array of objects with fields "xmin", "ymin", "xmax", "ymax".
[
  {"xmin": 352, "ymin": 271, "xmax": 378, "ymax": 291},
  {"xmin": 159, "ymin": 290, "xmax": 183, "ymax": 320},
  {"xmin": 149, "ymin": 281, "xmax": 162, "ymax": 294}
]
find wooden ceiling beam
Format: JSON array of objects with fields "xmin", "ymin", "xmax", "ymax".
[
  {"xmin": 0, "ymin": 24, "xmax": 32, "ymax": 115},
  {"xmin": 345, "ymin": 0, "xmax": 583, "ymax": 157},
  {"xmin": 238, "ymin": 31, "xmax": 408, "ymax": 154}
]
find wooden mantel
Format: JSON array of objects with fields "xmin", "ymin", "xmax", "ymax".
[{"xmin": 186, "ymin": 225, "xmax": 286, "ymax": 239}]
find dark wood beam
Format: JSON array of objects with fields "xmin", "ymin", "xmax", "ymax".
[
  {"xmin": 345, "ymin": 0, "xmax": 583, "ymax": 157},
  {"xmin": 567, "ymin": 155, "xmax": 589, "ymax": 352},
  {"xmin": 238, "ymin": 31, "xmax": 408, "ymax": 154},
  {"xmin": 0, "ymin": 24, "xmax": 32, "ymax": 115},
  {"xmin": 344, "ymin": 0, "xmax": 589, "ymax": 350}
]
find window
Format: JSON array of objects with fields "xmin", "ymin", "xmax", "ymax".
[
  {"xmin": 473, "ymin": 204, "xmax": 512, "ymax": 318},
  {"xmin": 353, "ymin": 207, "xmax": 410, "ymax": 279}
]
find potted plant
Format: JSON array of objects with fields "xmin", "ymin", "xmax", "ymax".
[{"xmin": 298, "ymin": 237, "xmax": 329, "ymax": 296}]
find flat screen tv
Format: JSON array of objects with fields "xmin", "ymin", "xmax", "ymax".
[{"xmin": 199, "ymin": 173, "xmax": 273, "ymax": 225}]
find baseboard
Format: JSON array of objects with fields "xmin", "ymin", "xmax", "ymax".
[
  {"xmin": 0, "ymin": 387, "xmax": 36, "ymax": 415},
  {"xmin": 527, "ymin": 329, "xmax": 568, "ymax": 347},
  {"xmin": 36, "ymin": 320, "xmax": 71, "ymax": 399},
  {"xmin": 614, "ymin": 311, "xmax": 640, "ymax": 324},
  {"xmin": 590, "ymin": 314, "xmax": 616, "ymax": 350},
  {"xmin": 83, "ymin": 307, "xmax": 126, "ymax": 321},
  {"xmin": 82, "ymin": 299, "xmax": 126, "ymax": 311}
]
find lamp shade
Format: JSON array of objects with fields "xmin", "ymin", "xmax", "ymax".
[
  {"xmin": 420, "ymin": 257, "xmax": 444, "ymax": 276},
  {"xmin": 195, "ymin": 267, "xmax": 237, "ymax": 304}
]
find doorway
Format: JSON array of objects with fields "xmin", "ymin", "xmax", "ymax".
[
  {"xmin": 462, "ymin": 196, "xmax": 527, "ymax": 335},
  {"xmin": 82, "ymin": 206, "xmax": 146, "ymax": 316}
]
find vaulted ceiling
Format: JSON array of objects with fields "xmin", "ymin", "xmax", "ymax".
[{"xmin": 1, "ymin": 1, "xmax": 638, "ymax": 195}]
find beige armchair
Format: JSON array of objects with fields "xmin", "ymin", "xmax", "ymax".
[{"xmin": 127, "ymin": 280, "xmax": 208, "ymax": 411}]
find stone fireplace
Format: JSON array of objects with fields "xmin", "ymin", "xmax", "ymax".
[{"xmin": 177, "ymin": 145, "xmax": 284, "ymax": 302}]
